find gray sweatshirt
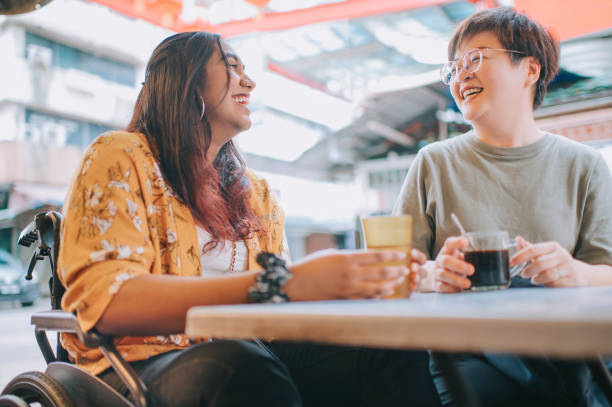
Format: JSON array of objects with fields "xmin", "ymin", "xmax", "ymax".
[{"xmin": 393, "ymin": 131, "xmax": 612, "ymax": 265}]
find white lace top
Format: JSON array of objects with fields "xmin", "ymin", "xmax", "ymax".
[{"xmin": 196, "ymin": 226, "xmax": 248, "ymax": 276}]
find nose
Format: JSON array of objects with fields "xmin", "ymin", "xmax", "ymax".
[
  {"xmin": 240, "ymin": 76, "xmax": 256, "ymax": 91},
  {"xmin": 455, "ymin": 60, "xmax": 473, "ymax": 83}
]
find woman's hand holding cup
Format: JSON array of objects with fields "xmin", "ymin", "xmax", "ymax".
[
  {"xmin": 434, "ymin": 233, "xmax": 590, "ymax": 289},
  {"xmin": 511, "ymin": 236, "xmax": 588, "ymax": 287},
  {"xmin": 433, "ymin": 236, "xmax": 474, "ymax": 293},
  {"xmin": 285, "ymin": 248, "xmax": 427, "ymax": 301}
]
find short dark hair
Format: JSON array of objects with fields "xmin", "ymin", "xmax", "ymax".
[{"xmin": 448, "ymin": 7, "xmax": 559, "ymax": 109}]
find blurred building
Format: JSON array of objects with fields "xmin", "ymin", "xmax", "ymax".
[
  {"xmin": 0, "ymin": 0, "xmax": 171, "ymax": 256},
  {"xmin": 0, "ymin": 0, "xmax": 481, "ymax": 258},
  {"xmin": 0, "ymin": 0, "xmax": 611, "ymax": 260}
]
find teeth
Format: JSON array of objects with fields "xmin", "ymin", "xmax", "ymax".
[
  {"xmin": 462, "ymin": 88, "xmax": 482, "ymax": 99},
  {"xmin": 232, "ymin": 95, "xmax": 249, "ymax": 104}
]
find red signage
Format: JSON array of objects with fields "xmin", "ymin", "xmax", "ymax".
[{"xmin": 514, "ymin": 0, "xmax": 612, "ymax": 41}]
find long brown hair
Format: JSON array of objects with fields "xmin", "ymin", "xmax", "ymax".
[{"xmin": 127, "ymin": 31, "xmax": 262, "ymax": 250}]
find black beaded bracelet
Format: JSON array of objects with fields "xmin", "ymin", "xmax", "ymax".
[{"xmin": 248, "ymin": 252, "xmax": 292, "ymax": 303}]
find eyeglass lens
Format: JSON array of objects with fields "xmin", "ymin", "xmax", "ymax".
[{"xmin": 441, "ymin": 48, "xmax": 483, "ymax": 85}]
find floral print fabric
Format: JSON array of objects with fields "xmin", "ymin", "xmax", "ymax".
[{"xmin": 58, "ymin": 131, "xmax": 286, "ymax": 375}]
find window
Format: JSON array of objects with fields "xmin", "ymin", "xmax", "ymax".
[
  {"xmin": 25, "ymin": 32, "xmax": 135, "ymax": 86},
  {"xmin": 25, "ymin": 109, "xmax": 113, "ymax": 149}
]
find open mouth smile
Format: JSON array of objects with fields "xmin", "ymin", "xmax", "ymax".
[
  {"xmin": 461, "ymin": 87, "xmax": 483, "ymax": 101},
  {"xmin": 232, "ymin": 94, "xmax": 250, "ymax": 105}
]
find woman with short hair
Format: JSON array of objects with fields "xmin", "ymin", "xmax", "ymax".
[{"xmin": 394, "ymin": 7, "xmax": 612, "ymax": 406}]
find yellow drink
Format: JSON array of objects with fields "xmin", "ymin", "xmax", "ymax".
[
  {"xmin": 367, "ymin": 244, "xmax": 412, "ymax": 298},
  {"xmin": 361, "ymin": 215, "xmax": 413, "ymax": 299}
]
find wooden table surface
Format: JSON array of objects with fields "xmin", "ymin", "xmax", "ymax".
[{"xmin": 186, "ymin": 287, "xmax": 612, "ymax": 358}]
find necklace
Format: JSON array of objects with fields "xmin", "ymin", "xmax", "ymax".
[{"xmin": 228, "ymin": 241, "xmax": 237, "ymax": 273}]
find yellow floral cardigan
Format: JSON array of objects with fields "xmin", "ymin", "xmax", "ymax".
[{"xmin": 58, "ymin": 131, "xmax": 286, "ymax": 376}]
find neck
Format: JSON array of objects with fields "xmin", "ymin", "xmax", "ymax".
[
  {"xmin": 206, "ymin": 142, "xmax": 223, "ymax": 163},
  {"xmin": 206, "ymin": 124, "xmax": 237, "ymax": 163},
  {"xmin": 472, "ymin": 106, "xmax": 541, "ymax": 148}
]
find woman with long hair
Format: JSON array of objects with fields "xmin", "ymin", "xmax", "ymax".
[{"xmin": 58, "ymin": 32, "xmax": 440, "ymax": 407}]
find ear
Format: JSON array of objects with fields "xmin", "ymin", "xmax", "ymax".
[{"xmin": 523, "ymin": 56, "xmax": 541, "ymax": 89}]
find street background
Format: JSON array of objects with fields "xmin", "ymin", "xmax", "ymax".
[{"xmin": 0, "ymin": 299, "xmax": 53, "ymax": 390}]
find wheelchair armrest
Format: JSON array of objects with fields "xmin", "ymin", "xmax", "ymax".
[
  {"xmin": 31, "ymin": 310, "xmax": 149, "ymax": 407},
  {"xmin": 31, "ymin": 310, "xmax": 108, "ymax": 349}
]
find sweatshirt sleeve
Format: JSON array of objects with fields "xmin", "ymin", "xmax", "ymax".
[
  {"xmin": 574, "ymin": 155, "xmax": 612, "ymax": 265},
  {"xmin": 392, "ymin": 151, "xmax": 436, "ymax": 259}
]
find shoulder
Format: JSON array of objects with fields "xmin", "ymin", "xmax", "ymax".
[
  {"xmin": 244, "ymin": 169, "xmax": 279, "ymax": 213},
  {"xmin": 79, "ymin": 131, "xmax": 156, "ymax": 173},
  {"xmin": 71, "ymin": 131, "xmax": 158, "ymax": 194},
  {"xmin": 415, "ymin": 132, "xmax": 472, "ymax": 164},
  {"xmin": 88, "ymin": 131, "xmax": 152, "ymax": 158},
  {"xmin": 245, "ymin": 168, "xmax": 271, "ymax": 194},
  {"xmin": 547, "ymin": 133, "xmax": 608, "ymax": 173},
  {"xmin": 547, "ymin": 133, "xmax": 599, "ymax": 157}
]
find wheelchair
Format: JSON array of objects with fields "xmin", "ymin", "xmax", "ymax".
[{"xmin": 0, "ymin": 211, "xmax": 149, "ymax": 407}]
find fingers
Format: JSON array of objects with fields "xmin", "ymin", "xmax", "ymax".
[
  {"xmin": 510, "ymin": 242, "xmax": 557, "ymax": 266},
  {"xmin": 437, "ymin": 254, "xmax": 474, "ymax": 276},
  {"xmin": 411, "ymin": 249, "xmax": 428, "ymax": 265},
  {"xmin": 408, "ymin": 270, "xmax": 419, "ymax": 286},
  {"xmin": 440, "ymin": 236, "xmax": 470, "ymax": 255},
  {"xmin": 434, "ymin": 280, "xmax": 463, "ymax": 293},
  {"xmin": 348, "ymin": 249, "xmax": 427, "ymax": 268},
  {"xmin": 360, "ymin": 264, "xmax": 410, "ymax": 281},
  {"xmin": 515, "ymin": 236, "xmax": 531, "ymax": 249},
  {"xmin": 350, "ymin": 277, "xmax": 406, "ymax": 299},
  {"xmin": 355, "ymin": 250, "xmax": 407, "ymax": 265},
  {"xmin": 412, "ymin": 262, "xmax": 428, "ymax": 279},
  {"xmin": 520, "ymin": 252, "xmax": 561, "ymax": 279},
  {"xmin": 510, "ymin": 241, "xmax": 578, "ymax": 286},
  {"xmin": 531, "ymin": 266, "xmax": 568, "ymax": 285},
  {"xmin": 432, "ymin": 238, "xmax": 473, "ymax": 292},
  {"xmin": 435, "ymin": 267, "xmax": 471, "ymax": 290}
]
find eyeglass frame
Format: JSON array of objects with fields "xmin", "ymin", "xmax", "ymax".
[{"xmin": 440, "ymin": 47, "xmax": 527, "ymax": 86}]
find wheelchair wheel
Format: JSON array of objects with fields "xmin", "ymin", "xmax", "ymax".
[
  {"xmin": 1, "ymin": 371, "xmax": 75, "ymax": 407},
  {"xmin": 0, "ymin": 394, "xmax": 29, "ymax": 407}
]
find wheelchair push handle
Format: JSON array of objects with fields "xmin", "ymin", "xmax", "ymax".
[
  {"xmin": 18, "ymin": 211, "xmax": 63, "ymax": 281},
  {"xmin": 17, "ymin": 220, "xmax": 38, "ymax": 248},
  {"xmin": 25, "ymin": 251, "xmax": 46, "ymax": 281}
]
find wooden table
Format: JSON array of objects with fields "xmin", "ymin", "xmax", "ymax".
[
  {"xmin": 187, "ymin": 287, "xmax": 612, "ymax": 358},
  {"xmin": 187, "ymin": 287, "xmax": 612, "ymax": 406}
]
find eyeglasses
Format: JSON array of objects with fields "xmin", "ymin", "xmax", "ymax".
[{"xmin": 440, "ymin": 48, "xmax": 526, "ymax": 85}]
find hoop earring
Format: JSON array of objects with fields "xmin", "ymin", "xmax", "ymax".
[{"xmin": 199, "ymin": 96, "xmax": 206, "ymax": 120}]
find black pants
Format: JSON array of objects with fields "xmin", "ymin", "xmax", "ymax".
[
  {"xmin": 100, "ymin": 340, "xmax": 441, "ymax": 407},
  {"xmin": 429, "ymin": 352, "xmax": 595, "ymax": 407},
  {"xmin": 268, "ymin": 341, "xmax": 440, "ymax": 407}
]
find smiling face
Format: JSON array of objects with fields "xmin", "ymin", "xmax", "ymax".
[
  {"xmin": 449, "ymin": 31, "xmax": 534, "ymax": 126},
  {"xmin": 202, "ymin": 42, "xmax": 256, "ymax": 145}
]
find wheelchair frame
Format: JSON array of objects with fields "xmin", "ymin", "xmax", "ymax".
[{"xmin": 0, "ymin": 211, "xmax": 149, "ymax": 407}]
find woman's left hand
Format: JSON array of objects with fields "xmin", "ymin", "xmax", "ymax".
[{"xmin": 510, "ymin": 236, "xmax": 588, "ymax": 287}]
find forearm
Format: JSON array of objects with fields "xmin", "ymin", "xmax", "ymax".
[
  {"xmin": 97, "ymin": 272, "xmax": 258, "ymax": 336},
  {"xmin": 580, "ymin": 261, "xmax": 612, "ymax": 286}
]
